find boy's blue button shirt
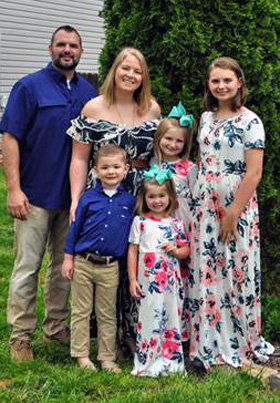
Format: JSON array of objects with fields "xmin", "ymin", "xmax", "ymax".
[
  {"xmin": 65, "ymin": 181, "xmax": 135, "ymax": 257},
  {"xmin": 0, "ymin": 62, "xmax": 95, "ymax": 209}
]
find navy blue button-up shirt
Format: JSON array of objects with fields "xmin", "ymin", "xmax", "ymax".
[
  {"xmin": 0, "ymin": 63, "xmax": 95, "ymax": 209},
  {"xmin": 65, "ymin": 181, "xmax": 135, "ymax": 257}
]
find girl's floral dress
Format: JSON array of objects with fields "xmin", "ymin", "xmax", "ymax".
[
  {"xmin": 150, "ymin": 157, "xmax": 197, "ymax": 340},
  {"xmin": 129, "ymin": 215, "xmax": 187, "ymax": 376},
  {"xmin": 188, "ymin": 109, "xmax": 274, "ymax": 369}
]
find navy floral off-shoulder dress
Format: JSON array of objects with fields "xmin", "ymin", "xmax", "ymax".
[
  {"xmin": 68, "ymin": 116, "xmax": 160, "ymax": 195},
  {"xmin": 67, "ymin": 116, "xmax": 160, "ymax": 341}
]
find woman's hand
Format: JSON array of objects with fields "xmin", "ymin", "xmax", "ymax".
[
  {"xmin": 219, "ymin": 149, "xmax": 264, "ymax": 245},
  {"xmin": 70, "ymin": 199, "xmax": 79, "ymax": 223},
  {"xmin": 220, "ymin": 207, "xmax": 238, "ymax": 244},
  {"xmin": 129, "ymin": 280, "xmax": 143, "ymax": 300}
]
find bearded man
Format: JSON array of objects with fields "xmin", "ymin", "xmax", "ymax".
[{"xmin": 0, "ymin": 25, "xmax": 95, "ymax": 360}]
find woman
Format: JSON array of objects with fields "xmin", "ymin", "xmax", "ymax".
[
  {"xmin": 67, "ymin": 47, "xmax": 161, "ymax": 353},
  {"xmin": 188, "ymin": 57, "xmax": 274, "ymax": 370}
]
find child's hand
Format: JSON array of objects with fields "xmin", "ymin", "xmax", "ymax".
[
  {"xmin": 162, "ymin": 242, "xmax": 177, "ymax": 255},
  {"xmin": 129, "ymin": 280, "xmax": 143, "ymax": 300},
  {"xmin": 61, "ymin": 254, "xmax": 74, "ymax": 280}
]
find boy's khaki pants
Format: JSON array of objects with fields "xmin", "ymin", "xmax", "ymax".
[
  {"xmin": 70, "ymin": 256, "xmax": 119, "ymax": 361},
  {"xmin": 7, "ymin": 205, "xmax": 70, "ymax": 340}
]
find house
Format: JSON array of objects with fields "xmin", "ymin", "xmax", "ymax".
[{"xmin": 0, "ymin": 0, "xmax": 105, "ymax": 113}]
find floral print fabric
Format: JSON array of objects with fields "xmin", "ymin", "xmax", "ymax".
[
  {"xmin": 151, "ymin": 157, "xmax": 197, "ymax": 340},
  {"xmin": 67, "ymin": 116, "xmax": 160, "ymax": 340},
  {"xmin": 67, "ymin": 116, "xmax": 159, "ymax": 195},
  {"xmin": 129, "ymin": 215, "xmax": 187, "ymax": 376},
  {"xmin": 188, "ymin": 109, "xmax": 274, "ymax": 369}
]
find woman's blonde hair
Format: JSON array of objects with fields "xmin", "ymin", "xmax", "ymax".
[
  {"xmin": 153, "ymin": 118, "xmax": 194, "ymax": 160},
  {"xmin": 203, "ymin": 57, "xmax": 247, "ymax": 112},
  {"xmin": 135, "ymin": 178, "xmax": 177, "ymax": 216},
  {"xmin": 100, "ymin": 47, "xmax": 152, "ymax": 115}
]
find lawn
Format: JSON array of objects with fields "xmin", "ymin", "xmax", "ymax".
[{"xmin": 0, "ymin": 168, "xmax": 279, "ymax": 402}]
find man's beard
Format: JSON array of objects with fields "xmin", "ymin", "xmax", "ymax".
[{"xmin": 52, "ymin": 55, "xmax": 80, "ymax": 71}]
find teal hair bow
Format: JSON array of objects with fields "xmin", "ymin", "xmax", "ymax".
[
  {"xmin": 143, "ymin": 164, "xmax": 172, "ymax": 185},
  {"xmin": 168, "ymin": 101, "xmax": 194, "ymax": 128}
]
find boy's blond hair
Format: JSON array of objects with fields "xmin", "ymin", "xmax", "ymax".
[{"xmin": 95, "ymin": 144, "xmax": 127, "ymax": 165}]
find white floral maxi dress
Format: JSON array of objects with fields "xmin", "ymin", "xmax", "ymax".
[
  {"xmin": 188, "ymin": 109, "xmax": 274, "ymax": 369},
  {"xmin": 129, "ymin": 215, "xmax": 187, "ymax": 376},
  {"xmin": 150, "ymin": 157, "xmax": 197, "ymax": 340}
]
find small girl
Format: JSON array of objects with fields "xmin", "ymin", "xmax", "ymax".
[
  {"xmin": 151, "ymin": 102, "xmax": 197, "ymax": 341},
  {"xmin": 128, "ymin": 167, "xmax": 189, "ymax": 377},
  {"xmin": 151, "ymin": 102, "xmax": 197, "ymax": 235},
  {"xmin": 189, "ymin": 57, "xmax": 274, "ymax": 370}
]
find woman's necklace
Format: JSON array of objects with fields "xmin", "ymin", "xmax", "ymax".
[{"xmin": 114, "ymin": 102, "xmax": 135, "ymax": 129}]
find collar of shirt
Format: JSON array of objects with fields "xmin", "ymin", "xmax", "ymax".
[
  {"xmin": 45, "ymin": 62, "xmax": 78, "ymax": 86},
  {"xmin": 95, "ymin": 179, "xmax": 125, "ymax": 195},
  {"xmin": 103, "ymin": 188, "xmax": 118, "ymax": 197}
]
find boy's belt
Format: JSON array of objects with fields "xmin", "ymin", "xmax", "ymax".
[{"xmin": 79, "ymin": 252, "xmax": 117, "ymax": 265}]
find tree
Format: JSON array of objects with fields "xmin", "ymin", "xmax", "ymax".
[{"xmin": 100, "ymin": 0, "xmax": 280, "ymax": 293}]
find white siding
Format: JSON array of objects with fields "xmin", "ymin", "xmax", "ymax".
[{"xmin": 0, "ymin": 0, "xmax": 105, "ymax": 108}]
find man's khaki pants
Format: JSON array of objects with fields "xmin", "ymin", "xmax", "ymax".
[
  {"xmin": 7, "ymin": 205, "xmax": 70, "ymax": 340},
  {"xmin": 71, "ymin": 256, "xmax": 119, "ymax": 361}
]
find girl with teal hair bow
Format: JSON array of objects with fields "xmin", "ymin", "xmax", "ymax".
[
  {"xmin": 149, "ymin": 103, "xmax": 197, "ymax": 348},
  {"xmin": 127, "ymin": 162, "xmax": 189, "ymax": 377}
]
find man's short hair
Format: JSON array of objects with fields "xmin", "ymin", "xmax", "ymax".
[{"xmin": 50, "ymin": 25, "xmax": 82, "ymax": 47}]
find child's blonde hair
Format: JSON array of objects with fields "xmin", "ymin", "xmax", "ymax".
[
  {"xmin": 94, "ymin": 144, "xmax": 127, "ymax": 165},
  {"xmin": 135, "ymin": 178, "xmax": 177, "ymax": 216},
  {"xmin": 153, "ymin": 118, "xmax": 194, "ymax": 160}
]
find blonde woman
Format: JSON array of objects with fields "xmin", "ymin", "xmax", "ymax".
[{"xmin": 67, "ymin": 47, "xmax": 161, "ymax": 354}]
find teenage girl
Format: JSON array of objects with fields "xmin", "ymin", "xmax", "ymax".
[
  {"xmin": 189, "ymin": 57, "xmax": 274, "ymax": 370},
  {"xmin": 128, "ymin": 167, "xmax": 189, "ymax": 376}
]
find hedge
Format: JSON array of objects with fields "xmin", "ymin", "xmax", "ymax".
[{"xmin": 99, "ymin": 0, "xmax": 280, "ymax": 294}]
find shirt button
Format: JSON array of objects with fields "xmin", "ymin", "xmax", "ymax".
[
  {"xmin": 109, "ymin": 199, "xmax": 113, "ymax": 203},
  {"xmin": 108, "ymin": 211, "xmax": 111, "ymax": 215},
  {"xmin": 104, "ymin": 224, "xmax": 108, "ymax": 228},
  {"xmin": 95, "ymin": 251, "xmax": 99, "ymax": 254},
  {"xmin": 100, "ymin": 237, "xmax": 104, "ymax": 241}
]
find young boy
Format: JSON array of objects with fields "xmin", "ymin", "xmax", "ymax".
[{"xmin": 62, "ymin": 144, "xmax": 135, "ymax": 373}]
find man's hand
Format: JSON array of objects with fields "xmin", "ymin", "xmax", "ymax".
[{"xmin": 7, "ymin": 189, "xmax": 31, "ymax": 220}]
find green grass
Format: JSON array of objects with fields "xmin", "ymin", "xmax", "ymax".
[{"xmin": 0, "ymin": 167, "xmax": 280, "ymax": 402}]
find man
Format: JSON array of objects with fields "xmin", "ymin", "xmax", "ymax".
[{"xmin": 0, "ymin": 25, "xmax": 95, "ymax": 361}]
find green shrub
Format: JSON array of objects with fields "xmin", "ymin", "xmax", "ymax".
[
  {"xmin": 100, "ymin": 0, "xmax": 280, "ymax": 294},
  {"xmin": 262, "ymin": 295, "xmax": 280, "ymax": 341}
]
